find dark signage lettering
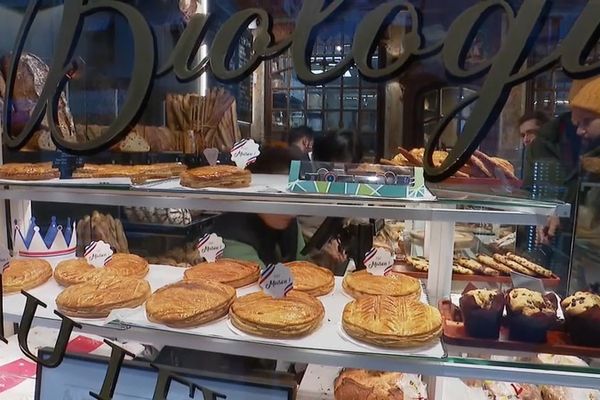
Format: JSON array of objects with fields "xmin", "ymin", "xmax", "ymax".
[
  {"xmin": 89, "ymin": 340, "xmax": 136, "ymax": 400},
  {"xmin": 4, "ymin": 0, "xmax": 600, "ymax": 181},
  {"xmin": 17, "ymin": 291, "xmax": 81, "ymax": 367},
  {"xmin": 151, "ymin": 365, "xmax": 226, "ymax": 400}
]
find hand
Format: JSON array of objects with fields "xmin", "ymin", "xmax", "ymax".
[
  {"xmin": 321, "ymin": 238, "xmax": 347, "ymax": 264},
  {"xmin": 536, "ymin": 215, "xmax": 560, "ymax": 245}
]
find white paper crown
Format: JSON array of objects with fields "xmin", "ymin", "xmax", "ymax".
[{"xmin": 13, "ymin": 219, "xmax": 77, "ymax": 258}]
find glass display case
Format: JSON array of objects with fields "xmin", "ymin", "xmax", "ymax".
[{"xmin": 0, "ymin": 1, "xmax": 600, "ymax": 399}]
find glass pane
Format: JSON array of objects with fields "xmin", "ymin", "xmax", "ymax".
[
  {"xmin": 342, "ymin": 111, "xmax": 357, "ymax": 129},
  {"xmin": 325, "ymin": 112, "xmax": 340, "ymax": 130},
  {"xmin": 361, "ymin": 90, "xmax": 377, "ymax": 110},
  {"xmin": 289, "ymin": 90, "xmax": 305, "ymax": 110},
  {"xmin": 343, "ymin": 89, "xmax": 359, "ymax": 110},
  {"xmin": 343, "ymin": 67, "xmax": 360, "ymax": 86},
  {"xmin": 289, "ymin": 111, "xmax": 305, "ymax": 128},
  {"xmin": 360, "ymin": 111, "xmax": 377, "ymax": 132},
  {"xmin": 307, "ymin": 89, "xmax": 322, "ymax": 110},
  {"xmin": 272, "ymin": 111, "xmax": 287, "ymax": 130},
  {"xmin": 325, "ymin": 89, "xmax": 341, "ymax": 109},
  {"xmin": 307, "ymin": 112, "xmax": 323, "ymax": 132},
  {"xmin": 272, "ymin": 90, "xmax": 288, "ymax": 109}
]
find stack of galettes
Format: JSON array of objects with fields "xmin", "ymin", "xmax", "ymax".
[
  {"xmin": 341, "ymin": 270, "xmax": 442, "ymax": 348},
  {"xmin": 55, "ymin": 254, "xmax": 151, "ymax": 318},
  {"xmin": 183, "ymin": 259, "xmax": 332, "ymax": 337}
]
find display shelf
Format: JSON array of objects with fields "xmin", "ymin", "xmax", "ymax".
[
  {"xmin": 4, "ymin": 264, "xmax": 600, "ymax": 389},
  {"xmin": 0, "ymin": 174, "xmax": 568, "ymax": 225}
]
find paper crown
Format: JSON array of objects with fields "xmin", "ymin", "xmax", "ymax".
[{"xmin": 13, "ymin": 216, "xmax": 77, "ymax": 258}]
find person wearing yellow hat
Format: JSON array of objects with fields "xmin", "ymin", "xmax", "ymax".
[{"xmin": 570, "ymin": 77, "xmax": 600, "ymax": 150}]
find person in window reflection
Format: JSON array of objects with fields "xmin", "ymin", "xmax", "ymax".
[
  {"xmin": 212, "ymin": 147, "xmax": 306, "ymax": 268},
  {"xmin": 287, "ymin": 126, "xmax": 314, "ymax": 161},
  {"xmin": 518, "ymin": 111, "xmax": 549, "ymax": 148}
]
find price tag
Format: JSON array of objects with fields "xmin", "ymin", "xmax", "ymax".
[
  {"xmin": 197, "ymin": 233, "xmax": 225, "ymax": 262},
  {"xmin": 260, "ymin": 263, "xmax": 294, "ymax": 298},
  {"xmin": 231, "ymin": 139, "xmax": 260, "ymax": 169},
  {"xmin": 0, "ymin": 244, "xmax": 11, "ymax": 271},
  {"xmin": 364, "ymin": 247, "xmax": 394, "ymax": 276},
  {"xmin": 203, "ymin": 148, "xmax": 219, "ymax": 166},
  {"xmin": 84, "ymin": 241, "xmax": 114, "ymax": 268}
]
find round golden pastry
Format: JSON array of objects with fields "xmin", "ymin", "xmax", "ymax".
[
  {"xmin": 342, "ymin": 295, "xmax": 442, "ymax": 348},
  {"xmin": 145, "ymin": 281, "xmax": 236, "ymax": 328},
  {"xmin": 334, "ymin": 369, "xmax": 426, "ymax": 400},
  {"xmin": 184, "ymin": 259, "xmax": 259, "ymax": 288},
  {"xmin": 104, "ymin": 253, "xmax": 149, "ymax": 279},
  {"xmin": 342, "ymin": 270, "xmax": 421, "ymax": 300},
  {"xmin": 56, "ymin": 272, "xmax": 151, "ymax": 318},
  {"xmin": 285, "ymin": 261, "xmax": 334, "ymax": 297},
  {"xmin": 230, "ymin": 291, "xmax": 324, "ymax": 338},
  {"xmin": 54, "ymin": 258, "xmax": 95, "ymax": 287},
  {"xmin": 2, "ymin": 259, "xmax": 53, "ymax": 294}
]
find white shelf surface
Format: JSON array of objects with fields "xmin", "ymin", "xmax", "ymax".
[{"xmin": 4, "ymin": 264, "xmax": 600, "ymax": 388}]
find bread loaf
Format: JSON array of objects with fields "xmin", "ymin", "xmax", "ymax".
[
  {"xmin": 77, "ymin": 211, "xmax": 129, "ymax": 256},
  {"xmin": 0, "ymin": 53, "xmax": 76, "ymax": 142},
  {"xmin": 113, "ymin": 131, "xmax": 150, "ymax": 152},
  {"xmin": 138, "ymin": 125, "xmax": 178, "ymax": 152}
]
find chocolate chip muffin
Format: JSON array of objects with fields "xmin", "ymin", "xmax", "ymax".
[
  {"xmin": 561, "ymin": 291, "xmax": 600, "ymax": 347},
  {"xmin": 459, "ymin": 289, "xmax": 505, "ymax": 339},
  {"xmin": 506, "ymin": 288, "xmax": 558, "ymax": 343}
]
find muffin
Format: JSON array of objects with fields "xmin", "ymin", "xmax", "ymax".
[
  {"xmin": 459, "ymin": 289, "xmax": 505, "ymax": 339},
  {"xmin": 506, "ymin": 288, "xmax": 558, "ymax": 343},
  {"xmin": 561, "ymin": 291, "xmax": 600, "ymax": 347}
]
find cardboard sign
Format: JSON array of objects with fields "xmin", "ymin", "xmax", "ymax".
[
  {"xmin": 0, "ymin": 244, "xmax": 11, "ymax": 271},
  {"xmin": 364, "ymin": 247, "xmax": 394, "ymax": 276},
  {"xmin": 231, "ymin": 139, "xmax": 260, "ymax": 169},
  {"xmin": 84, "ymin": 241, "xmax": 114, "ymax": 267},
  {"xmin": 260, "ymin": 263, "xmax": 294, "ymax": 298},
  {"xmin": 197, "ymin": 233, "xmax": 225, "ymax": 262}
]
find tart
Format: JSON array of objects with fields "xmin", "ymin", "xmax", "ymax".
[
  {"xmin": 56, "ymin": 271, "xmax": 151, "ymax": 318},
  {"xmin": 342, "ymin": 270, "xmax": 421, "ymax": 300},
  {"xmin": 54, "ymin": 258, "xmax": 95, "ymax": 287},
  {"xmin": 145, "ymin": 281, "xmax": 235, "ymax": 328},
  {"xmin": 180, "ymin": 165, "xmax": 251, "ymax": 189},
  {"xmin": 229, "ymin": 291, "xmax": 324, "ymax": 338},
  {"xmin": 184, "ymin": 259, "xmax": 259, "ymax": 288},
  {"xmin": 459, "ymin": 289, "xmax": 505, "ymax": 339},
  {"xmin": 2, "ymin": 259, "xmax": 53, "ymax": 294},
  {"xmin": 342, "ymin": 295, "xmax": 442, "ymax": 348},
  {"xmin": 0, "ymin": 162, "xmax": 59, "ymax": 181},
  {"xmin": 285, "ymin": 261, "xmax": 334, "ymax": 297},
  {"xmin": 104, "ymin": 253, "xmax": 149, "ymax": 279},
  {"xmin": 334, "ymin": 369, "xmax": 427, "ymax": 400},
  {"xmin": 73, "ymin": 163, "xmax": 186, "ymax": 183},
  {"xmin": 561, "ymin": 291, "xmax": 600, "ymax": 347},
  {"xmin": 506, "ymin": 288, "xmax": 558, "ymax": 343}
]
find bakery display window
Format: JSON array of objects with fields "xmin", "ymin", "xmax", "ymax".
[{"xmin": 1, "ymin": 0, "xmax": 600, "ymax": 399}]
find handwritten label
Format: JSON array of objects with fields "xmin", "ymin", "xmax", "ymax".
[
  {"xmin": 260, "ymin": 263, "xmax": 294, "ymax": 298},
  {"xmin": 203, "ymin": 148, "xmax": 219, "ymax": 166},
  {"xmin": 231, "ymin": 139, "xmax": 260, "ymax": 169},
  {"xmin": 0, "ymin": 244, "xmax": 11, "ymax": 271},
  {"xmin": 364, "ymin": 247, "xmax": 394, "ymax": 276},
  {"xmin": 84, "ymin": 241, "xmax": 114, "ymax": 268},
  {"xmin": 511, "ymin": 383, "xmax": 524, "ymax": 398},
  {"xmin": 197, "ymin": 233, "xmax": 225, "ymax": 262}
]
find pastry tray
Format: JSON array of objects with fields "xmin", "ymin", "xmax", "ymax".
[
  {"xmin": 440, "ymin": 299, "xmax": 600, "ymax": 358},
  {"xmin": 2, "ymin": 263, "xmax": 445, "ymax": 361},
  {"xmin": 393, "ymin": 263, "xmax": 562, "ymax": 287}
]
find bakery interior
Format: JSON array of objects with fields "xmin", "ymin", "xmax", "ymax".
[{"xmin": 0, "ymin": 0, "xmax": 599, "ymax": 399}]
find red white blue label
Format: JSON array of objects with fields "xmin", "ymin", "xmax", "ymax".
[
  {"xmin": 84, "ymin": 240, "xmax": 114, "ymax": 268},
  {"xmin": 197, "ymin": 233, "xmax": 225, "ymax": 262},
  {"xmin": 364, "ymin": 247, "xmax": 395, "ymax": 276},
  {"xmin": 260, "ymin": 263, "xmax": 294, "ymax": 298},
  {"xmin": 231, "ymin": 139, "xmax": 260, "ymax": 169}
]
